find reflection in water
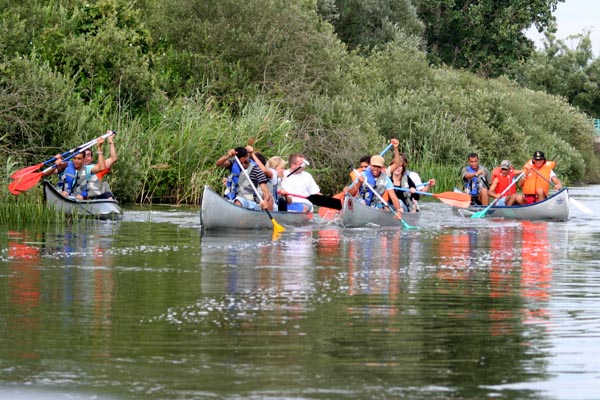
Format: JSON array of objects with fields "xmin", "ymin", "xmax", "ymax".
[
  {"xmin": 1, "ymin": 192, "xmax": 599, "ymax": 400},
  {"xmin": 7, "ymin": 231, "xmax": 42, "ymax": 360},
  {"xmin": 4, "ymin": 223, "xmax": 118, "ymax": 364}
]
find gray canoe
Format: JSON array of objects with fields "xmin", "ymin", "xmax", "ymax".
[
  {"xmin": 201, "ymin": 185, "xmax": 313, "ymax": 230},
  {"xmin": 462, "ymin": 188, "xmax": 569, "ymax": 221},
  {"xmin": 341, "ymin": 195, "xmax": 421, "ymax": 228},
  {"xmin": 43, "ymin": 181, "xmax": 123, "ymax": 220}
]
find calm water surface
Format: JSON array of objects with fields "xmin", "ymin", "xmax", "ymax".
[{"xmin": 1, "ymin": 186, "xmax": 599, "ymax": 399}]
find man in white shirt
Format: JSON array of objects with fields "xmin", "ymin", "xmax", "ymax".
[{"xmin": 279, "ymin": 153, "xmax": 321, "ymax": 212}]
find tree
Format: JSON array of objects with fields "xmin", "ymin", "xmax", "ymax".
[
  {"xmin": 515, "ymin": 30, "xmax": 600, "ymax": 118},
  {"xmin": 317, "ymin": 0, "xmax": 425, "ymax": 53},
  {"xmin": 415, "ymin": 0, "xmax": 563, "ymax": 77}
]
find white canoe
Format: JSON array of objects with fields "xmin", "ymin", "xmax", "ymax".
[
  {"xmin": 43, "ymin": 181, "xmax": 123, "ymax": 220},
  {"xmin": 463, "ymin": 188, "xmax": 569, "ymax": 221},
  {"xmin": 341, "ymin": 195, "xmax": 421, "ymax": 228},
  {"xmin": 200, "ymin": 185, "xmax": 313, "ymax": 230}
]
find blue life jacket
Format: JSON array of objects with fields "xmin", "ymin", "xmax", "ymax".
[
  {"xmin": 224, "ymin": 158, "xmax": 255, "ymax": 200},
  {"xmin": 57, "ymin": 161, "xmax": 78, "ymax": 195},
  {"xmin": 57, "ymin": 161, "xmax": 88, "ymax": 198},
  {"xmin": 464, "ymin": 166, "xmax": 480, "ymax": 196},
  {"xmin": 358, "ymin": 169, "xmax": 388, "ymax": 207}
]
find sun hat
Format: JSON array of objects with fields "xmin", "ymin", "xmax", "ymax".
[{"xmin": 370, "ymin": 155, "xmax": 385, "ymax": 167}]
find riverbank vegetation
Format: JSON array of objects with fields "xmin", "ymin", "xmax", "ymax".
[{"xmin": 2, "ymin": 0, "xmax": 599, "ymax": 207}]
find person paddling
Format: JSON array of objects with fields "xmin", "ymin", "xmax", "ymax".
[
  {"xmin": 511, "ymin": 151, "xmax": 561, "ymax": 205},
  {"xmin": 50, "ymin": 138, "xmax": 107, "ymax": 200},
  {"xmin": 489, "ymin": 160, "xmax": 522, "ymax": 206},
  {"xmin": 461, "ymin": 152, "xmax": 491, "ymax": 205},
  {"xmin": 216, "ymin": 146, "xmax": 272, "ymax": 210},
  {"xmin": 346, "ymin": 154, "xmax": 403, "ymax": 220}
]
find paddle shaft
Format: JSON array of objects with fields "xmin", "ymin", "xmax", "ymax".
[
  {"xmin": 10, "ymin": 133, "xmax": 114, "ymax": 179},
  {"xmin": 8, "ymin": 131, "xmax": 115, "ymax": 194},
  {"xmin": 44, "ymin": 131, "xmax": 115, "ymax": 174},
  {"xmin": 526, "ymin": 164, "xmax": 559, "ymax": 188},
  {"xmin": 351, "ymin": 168, "xmax": 414, "ymax": 229},
  {"xmin": 233, "ymin": 155, "xmax": 285, "ymax": 232},
  {"xmin": 472, "ymin": 172, "xmax": 525, "ymax": 217},
  {"xmin": 285, "ymin": 193, "xmax": 342, "ymax": 210},
  {"xmin": 286, "ymin": 159, "xmax": 309, "ymax": 178},
  {"xmin": 380, "ymin": 143, "xmax": 393, "ymax": 156},
  {"xmin": 393, "ymin": 186, "xmax": 432, "ymax": 197}
]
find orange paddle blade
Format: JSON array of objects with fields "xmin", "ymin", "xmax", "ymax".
[
  {"xmin": 318, "ymin": 192, "xmax": 344, "ymax": 220},
  {"xmin": 431, "ymin": 192, "xmax": 471, "ymax": 208}
]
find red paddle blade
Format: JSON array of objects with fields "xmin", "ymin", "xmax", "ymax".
[
  {"xmin": 8, "ymin": 181, "xmax": 23, "ymax": 195},
  {"xmin": 10, "ymin": 163, "xmax": 44, "ymax": 180},
  {"xmin": 432, "ymin": 192, "xmax": 471, "ymax": 208},
  {"xmin": 8, "ymin": 172, "xmax": 44, "ymax": 195}
]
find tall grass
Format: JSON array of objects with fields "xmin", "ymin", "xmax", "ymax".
[
  {"xmin": 105, "ymin": 95, "xmax": 300, "ymax": 205},
  {"xmin": 0, "ymin": 186, "xmax": 67, "ymax": 227}
]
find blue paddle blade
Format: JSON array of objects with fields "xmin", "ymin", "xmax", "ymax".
[{"xmin": 471, "ymin": 210, "xmax": 488, "ymax": 219}]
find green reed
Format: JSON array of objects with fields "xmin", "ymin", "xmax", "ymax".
[
  {"xmin": 0, "ymin": 187, "xmax": 67, "ymax": 226},
  {"xmin": 411, "ymin": 162, "xmax": 464, "ymax": 194}
]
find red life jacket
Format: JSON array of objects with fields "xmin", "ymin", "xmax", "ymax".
[{"xmin": 491, "ymin": 167, "xmax": 516, "ymax": 196}]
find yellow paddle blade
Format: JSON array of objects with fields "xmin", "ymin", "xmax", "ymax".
[{"xmin": 271, "ymin": 218, "xmax": 286, "ymax": 233}]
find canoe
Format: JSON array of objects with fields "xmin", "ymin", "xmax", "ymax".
[
  {"xmin": 43, "ymin": 181, "xmax": 123, "ymax": 220},
  {"xmin": 200, "ymin": 185, "xmax": 313, "ymax": 230},
  {"xmin": 341, "ymin": 195, "xmax": 421, "ymax": 228},
  {"xmin": 461, "ymin": 188, "xmax": 569, "ymax": 221}
]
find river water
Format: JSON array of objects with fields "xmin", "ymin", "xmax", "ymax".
[{"xmin": 1, "ymin": 186, "xmax": 599, "ymax": 400}]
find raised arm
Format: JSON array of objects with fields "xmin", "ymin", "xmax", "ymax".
[
  {"xmin": 104, "ymin": 132, "xmax": 118, "ymax": 169},
  {"xmin": 90, "ymin": 138, "xmax": 106, "ymax": 174},
  {"xmin": 216, "ymin": 149, "xmax": 235, "ymax": 168}
]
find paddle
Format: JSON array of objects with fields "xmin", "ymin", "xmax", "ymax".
[
  {"xmin": 527, "ymin": 165, "xmax": 592, "ymax": 214},
  {"xmin": 10, "ymin": 135, "xmax": 105, "ymax": 180},
  {"xmin": 352, "ymin": 168, "xmax": 416, "ymax": 229},
  {"xmin": 8, "ymin": 131, "xmax": 115, "ymax": 195},
  {"xmin": 471, "ymin": 172, "xmax": 525, "ymax": 218},
  {"xmin": 285, "ymin": 193, "xmax": 342, "ymax": 210},
  {"xmin": 286, "ymin": 159, "xmax": 309, "ymax": 177},
  {"xmin": 394, "ymin": 186, "xmax": 471, "ymax": 208},
  {"xmin": 233, "ymin": 155, "xmax": 285, "ymax": 233}
]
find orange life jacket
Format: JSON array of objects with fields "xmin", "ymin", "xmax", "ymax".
[
  {"xmin": 521, "ymin": 160, "xmax": 555, "ymax": 196},
  {"xmin": 491, "ymin": 167, "xmax": 516, "ymax": 196}
]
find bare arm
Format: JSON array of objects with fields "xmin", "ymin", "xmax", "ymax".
[
  {"xmin": 488, "ymin": 177, "xmax": 500, "ymax": 198},
  {"xmin": 386, "ymin": 189, "xmax": 404, "ymax": 219},
  {"xmin": 104, "ymin": 132, "xmax": 118, "ymax": 169},
  {"xmin": 250, "ymin": 150, "xmax": 273, "ymax": 179},
  {"xmin": 387, "ymin": 138, "xmax": 401, "ymax": 171},
  {"xmin": 216, "ymin": 149, "xmax": 235, "ymax": 168},
  {"xmin": 90, "ymin": 139, "xmax": 106, "ymax": 173}
]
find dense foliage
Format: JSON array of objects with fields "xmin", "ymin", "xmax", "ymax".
[
  {"xmin": 1, "ymin": 0, "xmax": 598, "ymax": 206},
  {"xmin": 415, "ymin": 0, "xmax": 564, "ymax": 77},
  {"xmin": 514, "ymin": 30, "xmax": 600, "ymax": 119}
]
